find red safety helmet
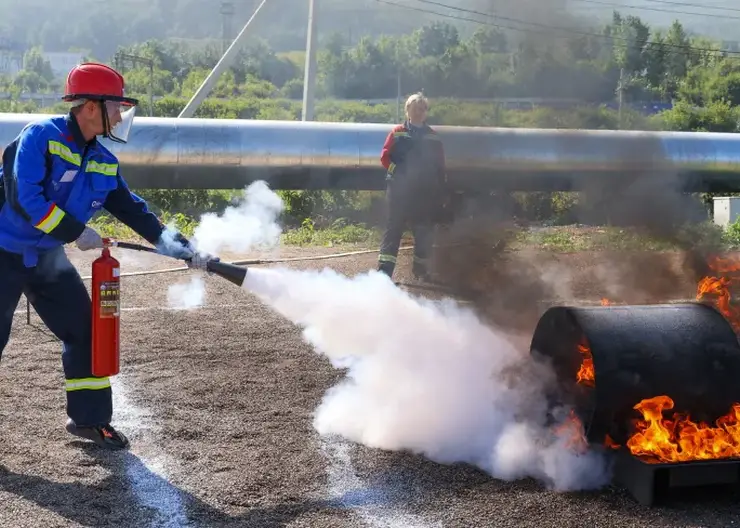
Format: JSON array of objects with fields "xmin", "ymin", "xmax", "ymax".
[{"xmin": 62, "ymin": 62, "xmax": 139, "ymax": 143}]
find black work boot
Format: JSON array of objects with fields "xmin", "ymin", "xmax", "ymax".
[
  {"xmin": 66, "ymin": 418, "xmax": 130, "ymax": 450},
  {"xmin": 377, "ymin": 261, "xmax": 395, "ymax": 278}
]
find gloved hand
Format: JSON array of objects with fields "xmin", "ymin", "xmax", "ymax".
[
  {"xmin": 184, "ymin": 246, "xmax": 217, "ymax": 271},
  {"xmin": 154, "ymin": 230, "xmax": 219, "ymax": 270},
  {"xmin": 75, "ymin": 227, "xmax": 104, "ymax": 251},
  {"xmin": 175, "ymin": 242, "xmax": 219, "ymax": 272}
]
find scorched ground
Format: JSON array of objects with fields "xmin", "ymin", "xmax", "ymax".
[{"xmin": 0, "ymin": 245, "xmax": 739, "ymax": 528}]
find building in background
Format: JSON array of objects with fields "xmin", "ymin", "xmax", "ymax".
[
  {"xmin": 39, "ymin": 52, "xmax": 85, "ymax": 78},
  {"xmin": 0, "ymin": 37, "xmax": 23, "ymax": 76},
  {"xmin": 0, "ymin": 54, "xmax": 22, "ymax": 76}
]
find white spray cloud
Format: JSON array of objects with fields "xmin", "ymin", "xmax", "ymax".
[
  {"xmin": 163, "ymin": 180, "xmax": 284, "ymax": 310},
  {"xmin": 191, "ymin": 180, "xmax": 285, "ymax": 256},
  {"xmin": 241, "ymin": 265, "xmax": 612, "ymax": 492},
  {"xmin": 147, "ymin": 226, "xmax": 207, "ymax": 311},
  {"xmin": 167, "ymin": 276, "xmax": 206, "ymax": 310},
  {"xmin": 160, "ymin": 180, "xmax": 612, "ymax": 490}
]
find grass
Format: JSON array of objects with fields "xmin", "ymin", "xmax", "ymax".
[
  {"xmin": 279, "ymin": 218, "xmax": 381, "ymax": 247},
  {"xmin": 511, "ymin": 225, "xmax": 681, "ymax": 252},
  {"xmin": 88, "ymin": 210, "xmax": 739, "ymax": 255},
  {"xmin": 88, "ymin": 213, "xmax": 382, "ymax": 249}
]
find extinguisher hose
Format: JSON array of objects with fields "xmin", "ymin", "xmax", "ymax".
[
  {"xmin": 113, "ymin": 241, "xmax": 159, "ymax": 253},
  {"xmin": 110, "ymin": 241, "xmax": 199, "ymax": 267}
]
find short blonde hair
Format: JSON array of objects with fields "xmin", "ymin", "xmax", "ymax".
[{"xmin": 405, "ymin": 92, "xmax": 429, "ymax": 116}]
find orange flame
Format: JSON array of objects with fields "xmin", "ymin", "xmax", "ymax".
[
  {"xmin": 575, "ymin": 272, "xmax": 740, "ymax": 461},
  {"xmin": 697, "ymin": 275, "xmax": 740, "ymax": 332},
  {"xmin": 616, "ymin": 257, "xmax": 740, "ymax": 463},
  {"xmin": 703, "ymin": 255, "xmax": 740, "ymax": 274},
  {"xmin": 696, "ymin": 255, "xmax": 740, "ymax": 332},
  {"xmin": 553, "ymin": 409, "xmax": 589, "ymax": 453},
  {"xmin": 604, "ymin": 434, "xmax": 620, "ymax": 449},
  {"xmin": 576, "ymin": 339, "xmax": 595, "ymax": 387},
  {"xmin": 626, "ymin": 395, "xmax": 740, "ymax": 463}
]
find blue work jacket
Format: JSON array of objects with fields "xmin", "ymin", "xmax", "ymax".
[{"xmin": 0, "ymin": 112, "xmax": 165, "ymax": 267}]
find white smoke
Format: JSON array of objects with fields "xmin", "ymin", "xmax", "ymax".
[
  {"xmin": 164, "ymin": 181, "xmax": 284, "ymax": 310},
  {"xmin": 167, "ymin": 276, "xmax": 206, "ymax": 310},
  {"xmin": 162, "ymin": 179, "xmax": 612, "ymax": 490},
  {"xmin": 191, "ymin": 180, "xmax": 284, "ymax": 256},
  {"xmin": 241, "ymin": 265, "xmax": 612, "ymax": 492}
]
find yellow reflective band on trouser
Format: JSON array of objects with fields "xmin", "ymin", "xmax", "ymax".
[
  {"xmin": 378, "ymin": 254, "xmax": 397, "ymax": 264},
  {"xmin": 388, "ymin": 162, "xmax": 396, "ymax": 174},
  {"xmin": 35, "ymin": 204, "xmax": 66, "ymax": 233},
  {"xmin": 48, "ymin": 140, "xmax": 81, "ymax": 166},
  {"xmin": 65, "ymin": 377, "xmax": 111, "ymax": 392},
  {"xmin": 85, "ymin": 161, "xmax": 118, "ymax": 176}
]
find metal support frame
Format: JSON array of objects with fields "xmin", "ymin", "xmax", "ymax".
[
  {"xmin": 177, "ymin": 0, "xmax": 270, "ymax": 119},
  {"xmin": 613, "ymin": 450, "xmax": 740, "ymax": 506},
  {"xmin": 220, "ymin": 1, "xmax": 236, "ymax": 54},
  {"xmin": 114, "ymin": 52, "xmax": 155, "ymax": 117}
]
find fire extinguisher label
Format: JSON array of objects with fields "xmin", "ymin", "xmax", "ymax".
[{"xmin": 99, "ymin": 281, "xmax": 120, "ymax": 317}]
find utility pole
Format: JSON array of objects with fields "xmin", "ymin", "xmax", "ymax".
[
  {"xmin": 395, "ymin": 47, "xmax": 401, "ymax": 122},
  {"xmin": 220, "ymin": 1, "xmax": 235, "ymax": 54},
  {"xmin": 302, "ymin": 0, "xmax": 318, "ymax": 121},
  {"xmin": 396, "ymin": 70, "xmax": 401, "ymax": 122},
  {"xmin": 617, "ymin": 67, "xmax": 624, "ymax": 129},
  {"xmin": 178, "ymin": 0, "xmax": 269, "ymax": 119},
  {"xmin": 114, "ymin": 51, "xmax": 154, "ymax": 117}
]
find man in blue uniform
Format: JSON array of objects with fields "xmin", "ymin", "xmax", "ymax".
[{"xmin": 0, "ymin": 62, "xmax": 211, "ymax": 450}]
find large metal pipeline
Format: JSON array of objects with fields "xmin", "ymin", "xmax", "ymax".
[{"xmin": 2, "ymin": 112, "xmax": 740, "ymax": 192}]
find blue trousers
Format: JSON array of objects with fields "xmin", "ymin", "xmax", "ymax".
[{"xmin": 0, "ymin": 246, "xmax": 112, "ymax": 427}]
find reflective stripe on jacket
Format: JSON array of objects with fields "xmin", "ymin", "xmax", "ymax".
[{"xmin": 0, "ymin": 113, "xmax": 165, "ymax": 267}]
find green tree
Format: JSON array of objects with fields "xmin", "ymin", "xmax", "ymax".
[{"xmin": 415, "ymin": 22, "xmax": 460, "ymax": 57}]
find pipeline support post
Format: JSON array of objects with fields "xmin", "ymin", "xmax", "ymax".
[
  {"xmin": 302, "ymin": 0, "xmax": 318, "ymax": 121},
  {"xmin": 178, "ymin": 0, "xmax": 269, "ymax": 119}
]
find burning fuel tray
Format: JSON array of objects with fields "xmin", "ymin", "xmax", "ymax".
[{"xmin": 612, "ymin": 449, "xmax": 740, "ymax": 506}]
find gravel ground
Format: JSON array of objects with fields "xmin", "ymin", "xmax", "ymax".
[{"xmin": 1, "ymin": 245, "xmax": 739, "ymax": 528}]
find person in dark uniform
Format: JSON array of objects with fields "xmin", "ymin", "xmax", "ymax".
[{"xmin": 377, "ymin": 92, "xmax": 448, "ymax": 281}]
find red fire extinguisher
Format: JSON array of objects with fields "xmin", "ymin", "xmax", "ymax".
[{"xmin": 91, "ymin": 238, "xmax": 121, "ymax": 377}]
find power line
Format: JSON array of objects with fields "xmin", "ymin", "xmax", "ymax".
[
  {"xmin": 619, "ymin": 0, "xmax": 740, "ymax": 14},
  {"xmin": 569, "ymin": 0, "xmax": 740, "ymax": 21},
  {"xmin": 393, "ymin": 0, "xmax": 740, "ymax": 56}
]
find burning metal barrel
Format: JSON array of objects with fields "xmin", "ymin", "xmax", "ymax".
[{"xmin": 530, "ymin": 302, "xmax": 740, "ymax": 505}]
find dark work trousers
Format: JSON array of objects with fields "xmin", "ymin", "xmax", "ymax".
[
  {"xmin": 378, "ymin": 181, "xmax": 435, "ymax": 279},
  {"xmin": 0, "ymin": 245, "xmax": 112, "ymax": 427}
]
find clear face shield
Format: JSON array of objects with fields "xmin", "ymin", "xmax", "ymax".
[{"xmin": 103, "ymin": 100, "xmax": 137, "ymax": 143}]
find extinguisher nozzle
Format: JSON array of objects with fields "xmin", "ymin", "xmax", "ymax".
[{"xmin": 205, "ymin": 259, "xmax": 248, "ymax": 287}]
